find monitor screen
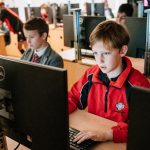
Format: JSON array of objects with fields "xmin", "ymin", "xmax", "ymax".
[
  {"xmin": 127, "ymin": 86, "xmax": 150, "ymax": 150},
  {"xmin": 57, "ymin": 3, "xmax": 79, "ymax": 23},
  {"xmin": 86, "ymin": 2, "xmax": 104, "ymax": 16},
  {"xmin": 57, "ymin": 4, "xmax": 68, "ymax": 23},
  {"xmin": 71, "ymin": 3, "xmax": 79, "ymax": 8},
  {"xmin": 63, "ymin": 15, "xmax": 74, "ymax": 47},
  {"xmin": 124, "ymin": 17, "xmax": 147, "ymax": 58},
  {"xmin": 63, "ymin": 15, "xmax": 106, "ymax": 50},
  {"xmin": 0, "ymin": 56, "xmax": 68, "ymax": 149},
  {"xmin": 25, "ymin": 7, "xmax": 41, "ymax": 20},
  {"xmin": 80, "ymin": 16, "xmax": 106, "ymax": 50},
  {"xmin": 24, "ymin": 7, "xmax": 53, "ymax": 23}
]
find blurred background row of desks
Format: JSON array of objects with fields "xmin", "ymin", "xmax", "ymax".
[{"xmin": 0, "ymin": 29, "xmax": 148, "ymax": 90}]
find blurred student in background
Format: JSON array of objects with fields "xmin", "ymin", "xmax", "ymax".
[
  {"xmin": 40, "ymin": 3, "xmax": 49, "ymax": 24},
  {"xmin": 116, "ymin": 3, "xmax": 133, "ymax": 24},
  {"xmin": 104, "ymin": 1, "xmax": 134, "ymax": 24},
  {"xmin": 21, "ymin": 17, "xmax": 63, "ymax": 68},
  {"xmin": 104, "ymin": 0, "xmax": 114, "ymax": 19},
  {"xmin": 0, "ymin": 2, "xmax": 27, "ymax": 54}
]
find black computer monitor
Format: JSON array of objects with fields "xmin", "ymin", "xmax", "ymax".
[
  {"xmin": 57, "ymin": 4, "xmax": 68, "ymax": 23},
  {"xmin": 63, "ymin": 15, "xmax": 106, "ymax": 49},
  {"xmin": 25, "ymin": 7, "xmax": 41, "ymax": 20},
  {"xmin": 63, "ymin": 15, "xmax": 74, "ymax": 47},
  {"xmin": 124, "ymin": 17, "xmax": 147, "ymax": 58},
  {"xmin": 0, "ymin": 56, "xmax": 68, "ymax": 150},
  {"xmin": 24, "ymin": 7, "xmax": 53, "ymax": 23},
  {"xmin": 57, "ymin": 3, "xmax": 79, "ymax": 23},
  {"xmin": 127, "ymin": 86, "xmax": 150, "ymax": 150},
  {"xmin": 71, "ymin": 3, "xmax": 79, "ymax": 8},
  {"xmin": 86, "ymin": 2, "xmax": 104, "ymax": 16},
  {"xmin": 80, "ymin": 16, "xmax": 106, "ymax": 50}
]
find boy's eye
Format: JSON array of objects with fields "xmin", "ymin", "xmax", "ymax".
[
  {"xmin": 93, "ymin": 51, "xmax": 98, "ymax": 55},
  {"xmin": 103, "ymin": 52, "xmax": 111, "ymax": 55},
  {"xmin": 93, "ymin": 51, "xmax": 111, "ymax": 56}
]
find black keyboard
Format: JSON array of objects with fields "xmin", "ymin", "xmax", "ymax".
[{"xmin": 69, "ymin": 127, "xmax": 97, "ymax": 150}]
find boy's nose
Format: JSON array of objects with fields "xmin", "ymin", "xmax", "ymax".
[
  {"xmin": 27, "ymin": 39, "xmax": 31, "ymax": 43},
  {"xmin": 100, "ymin": 53, "xmax": 105, "ymax": 60},
  {"xmin": 98, "ymin": 55, "xmax": 104, "ymax": 64}
]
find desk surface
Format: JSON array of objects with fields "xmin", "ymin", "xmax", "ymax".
[
  {"xmin": 69, "ymin": 109, "xmax": 126, "ymax": 150},
  {"xmin": 6, "ymin": 110, "xmax": 126, "ymax": 150},
  {"xmin": 0, "ymin": 33, "xmax": 6, "ymax": 55},
  {"xmin": 58, "ymin": 48, "xmax": 76, "ymax": 61},
  {"xmin": 6, "ymin": 137, "xmax": 30, "ymax": 150}
]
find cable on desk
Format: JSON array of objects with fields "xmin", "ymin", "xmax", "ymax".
[{"xmin": 13, "ymin": 142, "xmax": 20, "ymax": 150}]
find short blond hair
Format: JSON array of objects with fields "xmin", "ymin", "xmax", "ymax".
[{"xmin": 40, "ymin": 3, "xmax": 49, "ymax": 8}]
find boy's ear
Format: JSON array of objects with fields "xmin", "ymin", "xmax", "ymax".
[
  {"xmin": 120, "ymin": 45, "xmax": 128, "ymax": 57},
  {"xmin": 42, "ymin": 32, "xmax": 47, "ymax": 40}
]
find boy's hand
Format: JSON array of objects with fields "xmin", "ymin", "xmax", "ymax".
[{"xmin": 73, "ymin": 129, "xmax": 113, "ymax": 144}]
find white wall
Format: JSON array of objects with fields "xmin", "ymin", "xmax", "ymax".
[
  {"xmin": 5, "ymin": 0, "xmax": 83, "ymax": 7},
  {"xmin": 108, "ymin": 0, "xmax": 127, "ymax": 17},
  {"xmin": 3, "ymin": 0, "xmax": 127, "ymax": 21},
  {"xmin": 4, "ymin": 0, "xmax": 83, "ymax": 21}
]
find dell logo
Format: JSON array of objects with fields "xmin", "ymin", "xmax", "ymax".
[{"xmin": 0, "ymin": 66, "xmax": 5, "ymax": 81}]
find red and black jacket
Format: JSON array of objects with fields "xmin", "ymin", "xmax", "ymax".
[
  {"xmin": 0, "ymin": 7, "xmax": 23, "ymax": 33},
  {"xmin": 68, "ymin": 57, "xmax": 150, "ymax": 143}
]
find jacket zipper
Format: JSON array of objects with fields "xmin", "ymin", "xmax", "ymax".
[{"xmin": 104, "ymin": 87, "xmax": 109, "ymax": 112}]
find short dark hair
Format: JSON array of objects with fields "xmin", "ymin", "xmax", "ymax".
[
  {"xmin": 118, "ymin": 3, "xmax": 133, "ymax": 17},
  {"xmin": 24, "ymin": 17, "xmax": 49, "ymax": 40}
]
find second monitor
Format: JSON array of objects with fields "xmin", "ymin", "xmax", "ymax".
[
  {"xmin": 127, "ymin": 86, "xmax": 150, "ymax": 150},
  {"xmin": 124, "ymin": 17, "xmax": 147, "ymax": 58},
  {"xmin": 63, "ymin": 15, "xmax": 106, "ymax": 51},
  {"xmin": 85, "ymin": 2, "xmax": 105, "ymax": 16}
]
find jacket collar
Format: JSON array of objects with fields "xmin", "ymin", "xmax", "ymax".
[
  {"xmin": 26, "ymin": 43, "xmax": 52, "ymax": 64},
  {"xmin": 92, "ymin": 57, "xmax": 132, "ymax": 88},
  {"xmin": 39, "ymin": 43, "xmax": 52, "ymax": 64}
]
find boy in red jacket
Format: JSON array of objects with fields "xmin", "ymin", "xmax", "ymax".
[
  {"xmin": 0, "ymin": 2, "xmax": 27, "ymax": 54},
  {"xmin": 68, "ymin": 20, "xmax": 150, "ymax": 143}
]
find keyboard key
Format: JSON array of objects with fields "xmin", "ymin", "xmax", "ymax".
[{"xmin": 69, "ymin": 127, "xmax": 97, "ymax": 150}]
